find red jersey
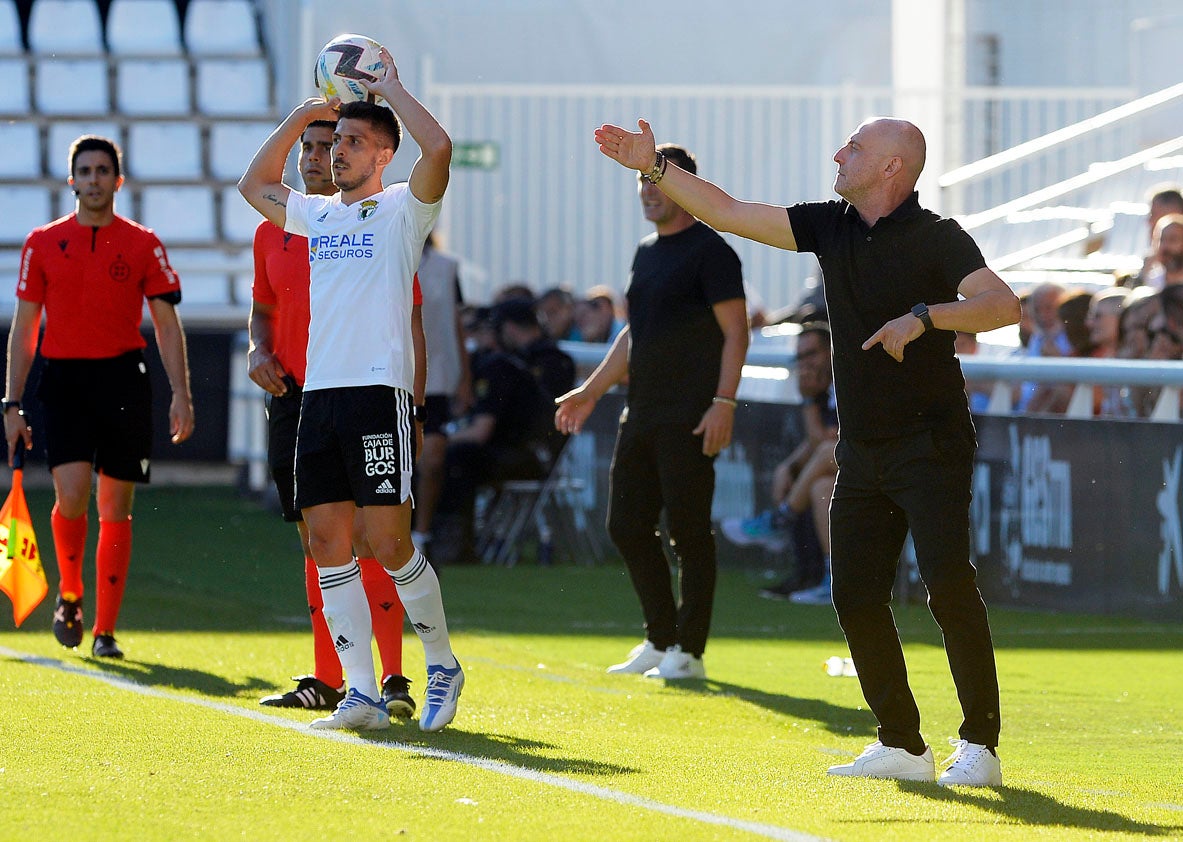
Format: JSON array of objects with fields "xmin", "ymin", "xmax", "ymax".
[
  {"xmin": 18, "ymin": 214, "xmax": 181, "ymax": 359},
  {"xmin": 251, "ymin": 219, "xmax": 423, "ymax": 388}
]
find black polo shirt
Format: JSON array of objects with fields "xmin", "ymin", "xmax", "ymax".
[{"xmin": 787, "ymin": 193, "xmax": 985, "ymax": 439}]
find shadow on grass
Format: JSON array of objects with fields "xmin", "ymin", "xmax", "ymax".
[
  {"xmin": 650, "ymin": 676, "xmax": 878, "ymax": 738},
  {"xmin": 362, "ymin": 726, "xmax": 640, "ymax": 778},
  {"xmin": 86, "ymin": 657, "xmax": 272, "ymax": 699},
  {"xmin": 896, "ymin": 780, "xmax": 1181, "ymax": 835}
]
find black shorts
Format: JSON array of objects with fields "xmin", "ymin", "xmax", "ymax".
[
  {"xmin": 295, "ymin": 385, "xmax": 416, "ymax": 510},
  {"xmin": 265, "ymin": 377, "xmax": 302, "ymax": 523},
  {"xmin": 36, "ymin": 351, "xmax": 153, "ymax": 482},
  {"xmin": 422, "ymin": 393, "xmax": 453, "ymax": 437}
]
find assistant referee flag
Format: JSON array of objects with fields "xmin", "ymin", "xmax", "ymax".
[{"xmin": 0, "ymin": 448, "xmax": 47, "ymax": 626}]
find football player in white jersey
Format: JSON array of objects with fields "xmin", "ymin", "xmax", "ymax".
[{"xmin": 239, "ymin": 46, "xmax": 462, "ymax": 733}]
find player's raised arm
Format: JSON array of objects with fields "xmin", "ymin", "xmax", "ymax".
[
  {"xmin": 595, "ymin": 119, "xmax": 798, "ymax": 251},
  {"xmin": 363, "ymin": 46, "xmax": 451, "ymax": 205},
  {"xmin": 239, "ymin": 98, "xmax": 341, "ymax": 227}
]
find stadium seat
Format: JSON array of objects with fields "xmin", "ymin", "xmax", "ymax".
[
  {"xmin": 126, "ymin": 122, "xmax": 203, "ymax": 179},
  {"xmin": 115, "ymin": 58, "xmax": 192, "ymax": 114},
  {"xmin": 139, "ymin": 185, "xmax": 217, "ymax": 243},
  {"xmin": 107, "ymin": 0, "xmax": 182, "ymax": 54},
  {"xmin": 28, "ymin": 0, "xmax": 103, "ymax": 53},
  {"xmin": 46, "ymin": 121, "xmax": 121, "ymax": 178},
  {"xmin": 207, "ymin": 121, "xmax": 272, "ymax": 180},
  {"xmin": 35, "ymin": 57, "xmax": 110, "ymax": 114},
  {"xmin": 166, "ymin": 247, "xmax": 247, "ymax": 305},
  {"xmin": 184, "ymin": 0, "xmax": 260, "ymax": 55},
  {"xmin": 195, "ymin": 58, "xmax": 269, "ymax": 115},
  {"xmin": 0, "ymin": 57, "xmax": 30, "ymax": 112},
  {"xmin": 0, "ymin": 186, "xmax": 53, "ymax": 246},
  {"xmin": 220, "ymin": 185, "xmax": 260, "ymax": 245},
  {"xmin": 0, "ymin": 0, "xmax": 21, "ymax": 51},
  {"xmin": 0, "ymin": 124, "xmax": 41, "ymax": 177}
]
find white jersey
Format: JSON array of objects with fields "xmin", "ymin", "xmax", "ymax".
[{"xmin": 285, "ymin": 183, "xmax": 441, "ymax": 392}]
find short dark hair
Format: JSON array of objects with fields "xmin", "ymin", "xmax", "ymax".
[
  {"xmin": 1150, "ymin": 186, "xmax": 1183, "ymax": 211},
  {"xmin": 337, "ymin": 100, "xmax": 401, "ymax": 153},
  {"xmin": 304, "ymin": 119, "xmax": 337, "ymax": 136},
  {"xmin": 657, "ymin": 143, "xmax": 697, "ymax": 176},
  {"xmin": 69, "ymin": 135, "xmax": 122, "ymax": 179}
]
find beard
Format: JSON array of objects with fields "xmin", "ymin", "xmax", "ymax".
[{"xmin": 332, "ymin": 161, "xmax": 375, "ymax": 193}]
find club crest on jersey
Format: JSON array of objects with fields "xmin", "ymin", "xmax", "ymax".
[
  {"xmin": 357, "ymin": 199, "xmax": 379, "ymax": 221},
  {"xmin": 109, "ymin": 258, "xmax": 131, "ymax": 282}
]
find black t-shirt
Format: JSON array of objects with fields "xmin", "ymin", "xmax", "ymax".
[
  {"xmin": 470, "ymin": 351, "xmax": 550, "ymax": 449},
  {"xmin": 521, "ymin": 336, "xmax": 575, "ymax": 402},
  {"xmin": 626, "ymin": 221, "xmax": 744, "ymax": 425},
  {"xmin": 787, "ymin": 193, "xmax": 985, "ymax": 439}
]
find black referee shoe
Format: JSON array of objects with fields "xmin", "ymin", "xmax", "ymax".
[
  {"xmin": 382, "ymin": 674, "xmax": 416, "ymax": 719},
  {"xmin": 259, "ymin": 675, "xmax": 345, "ymax": 710},
  {"xmin": 91, "ymin": 634, "xmax": 124, "ymax": 659},
  {"xmin": 52, "ymin": 595, "xmax": 84, "ymax": 648}
]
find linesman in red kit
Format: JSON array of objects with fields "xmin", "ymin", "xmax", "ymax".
[{"xmin": 4, "ymin": 134, "xmax": 195, "ymax": 659}]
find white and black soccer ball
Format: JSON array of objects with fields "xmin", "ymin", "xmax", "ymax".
[{"xmin": 314, "ymin": 34, "xmax": 385, "ymax": 103}]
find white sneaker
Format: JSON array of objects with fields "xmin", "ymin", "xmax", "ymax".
[
  {"xmin": 606, "ymin": 640, "xmax": 664, "ymax": 674},
  {"xmin": 827, "ymin": 741, "xmax": 936, "ymax": 781},
  {"xmin": 419, "ymin": 662, "xmax": 464, "ymax": 732},
  {"xmin": 308, "ymin": 688, "xmax": 390, "ymax": 731},
  {"xmin": 789, "ymin": 575, "xmax": 832, "ymax": 606},
  {"xmin": 643, "ymin": 645, "xmax": 706, "ymax": 680},
  {"xmin": 938, "ymin": 738, "xmax": 1002, "ymax": 787}
]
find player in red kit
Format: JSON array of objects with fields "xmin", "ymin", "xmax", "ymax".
[
  {"xmin": 4, "ymin": 134, "xmax": 195, "ymax": 659},
  {"xmin": 249, "ymin": 120, "xmax": 421, "ymax": 717}
]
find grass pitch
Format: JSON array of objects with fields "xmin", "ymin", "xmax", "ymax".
[{"xmin": 1, "ymin": 486, "xmax": 1181, "ymax": 841}]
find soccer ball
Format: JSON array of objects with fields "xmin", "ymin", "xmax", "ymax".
[{"xmin": 314, "ymin": 34, "xmax": 385, "ymax": 103}]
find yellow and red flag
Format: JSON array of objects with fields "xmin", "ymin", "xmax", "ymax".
[{"xmin": 0, "ymin": 448, "xmax": 47, "ymax": 626}]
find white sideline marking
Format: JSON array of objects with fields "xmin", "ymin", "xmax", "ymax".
[{"xmin": 1, "ymin": 646, "xmax": 826, "ymax": 842}]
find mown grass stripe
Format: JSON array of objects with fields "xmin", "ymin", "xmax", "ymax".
[{"xmin": 1, "ymin": 645, "xmax": 828, "ymax": 842}]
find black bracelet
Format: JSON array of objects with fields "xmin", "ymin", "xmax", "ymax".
[{"xmin": 641, "ymin": 150, "xmax": 667, "ymax": 184}]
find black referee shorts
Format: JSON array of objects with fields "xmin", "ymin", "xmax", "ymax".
[
  {"xmin": 265, "ymin": 377, "xmax": 303, "ymax": 522},
  {"xmin": 36, "ymin": 350, "xmax": 153, "ymax": 482}
]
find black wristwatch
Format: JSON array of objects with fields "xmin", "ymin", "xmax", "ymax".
[
  {"xmin": 413, "ymin": 405, "xmax": 427, "ymax": 423},
  {"xmin": 1, "ymin": 399, "xmax": 21, "ymax": 412},
  {"xmin": 911, "ymin": 303, "xmax": 934, "ymax": 332}
]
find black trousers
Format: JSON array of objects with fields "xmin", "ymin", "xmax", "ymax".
[
  {"xmin": 606, "ymin": 418, "xmax": 717, "ymax": 657},
  {"xmin": 829, "ymin": 421, "xmax": 1001, "ymax": 752}
]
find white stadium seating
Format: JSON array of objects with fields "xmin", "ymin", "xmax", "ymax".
[
  {"xmin": 0, "ymin": 187, "xmax": 53, "ymax": 244},
  {"xmin": 35, "ymin": 58, "xmax": 110, "ymax": 114},
  {"xmin": 0, "ymin": 57, "xmax": 30, "ymax": 112},
  {"xmin": 139, "ymin": 184, "xmax": 217, "ymax": 243},
  {"xmin": 107, "ymin": 0, "xmax": 183, "ymax": 54},
  {"xmin": 0, "ymin": 0, "xmax": 21, "ymax": 52},
  {"xmin": 29, "ymin": 0, "xmax": 104, "ymax": 53},
  {"xmin": 220, "ymin": 184, "xmax": 261, "ymax": 245},
  {"xmin": 207, "ymin": 121, "xmax": 273, "ymax": 180},
  {"xmin": 184, "ymin": 0, "xmax": 260, "ymax": 55},
  {"xmin": 195, "ymin": 57, "xmax": 269, "ymax": 115},
  {"xmin": 116, "ymin": 58, "xmax": 192, "ymax": 115},
  {"xmin": 127, "ymin": 122, "xmax": 203, "ymax": 179},
  {"xmin": 0, "ymin": 124, "xmax": 42, "ymax": 177}
]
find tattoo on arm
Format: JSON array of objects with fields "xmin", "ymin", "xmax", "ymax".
[{"xmin": 263, "ymin": 192, "xmax": 287, "ymax": 208}]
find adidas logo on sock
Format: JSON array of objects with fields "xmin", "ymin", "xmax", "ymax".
[
  {"xmin": 413, "ymin": 621, "xmax": 435, "ymax": 635},
  {"xmin": 334, "ymin": 634, "xmax": 354, "ymax": 652},
  {"xmin": 375, "ymin": 479, "xmax": 396, "ymax": 494}
]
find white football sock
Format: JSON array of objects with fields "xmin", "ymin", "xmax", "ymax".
[
  {"xmin": 390, "ymin": 550, "xmax": 458, "ymax": 668},
  {"xmin": 317, "ymin": 561, "xmax": 379, "ymax": 701}
]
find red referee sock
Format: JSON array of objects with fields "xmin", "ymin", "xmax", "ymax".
[
  {"xmin": 93, "ymin": 517, "xmax": 132, "ymax": 635},
  {"xmin": 305, "ymin": 555, "xmax": 343, "ymax": 689},
  {"xmin": 51, "ymin": 504, "xmax": 87, "ymax": 601},
  {"xmin": 359, "ymin": 556, "xmax": 404, "ymax": 679}
]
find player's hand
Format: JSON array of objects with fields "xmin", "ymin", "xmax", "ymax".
[
  {"xmin": 3, "ymin": 409, "xmax": 32, "ymax": 467},
  {"xmin": 301, "ymin": 96, "xmax": 340, "ymax": 119},
  {"xmin": 595, "ymin": 119, "xmax": 658, "ymax": 173},
  {"xmin": 248, "ymin": 349, "xmax": 289, "ymax": 396},
  {"xmin": 169, "ymin": 393, "xmax": 195, "ymax": 445},
  {"xmin": 554, "ymin": 388, "xmax": 597, "ymax": 435},
  {"xmin": 693, "ymin": 401, "xmax": 735, "ymax": 456},
  {"xmin": 361, "ymin": 46, "xmax": 401, "ymax": 99},
  {"xmin": 862, "ymin": 312, "xmax": 925, "ymax": 362}
]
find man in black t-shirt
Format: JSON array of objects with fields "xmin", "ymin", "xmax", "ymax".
[
  {"xmin": 592, "ymin": 117, "xmax": 1019, "ymax": 787},
  {"xmin": 555, "ymin": 144, "xmax": 749, "ymax": 681}
]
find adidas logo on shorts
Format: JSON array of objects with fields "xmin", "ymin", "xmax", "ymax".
[{"xmin": 375, "ymin": 479, "xmax": 396, "ymax": 494}]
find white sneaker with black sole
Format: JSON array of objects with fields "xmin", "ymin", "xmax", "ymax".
[
  {"xmin": 827, "ymin": 741, "xmax": 936, "ymax": 781},
  {"xmin": 643, "ymin": 645, "xmax": 706, "ymax": 680},
  {"xmin": 938, "ymin": 738, "xmax": 1002, "ymax": 786},
  {"xmin": 606, "ymin": 640, "xmax": 664, "ymax": 674}
]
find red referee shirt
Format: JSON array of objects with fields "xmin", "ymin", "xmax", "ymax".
[{"xmin": 18, "ymin": 213, "xmax": 181, "ymax": 359}]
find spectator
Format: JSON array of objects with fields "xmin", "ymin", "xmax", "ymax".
[
  {"xmin": 954, "ymin": 331, "xmax": 993, "ymax": 414},
  {"xmin": 536, "ymin": 286, "xmax": 581, "ymax": 341},
  {"xmin": 1125, "ymin": 186, "xmax": 1183, "ymax": 286},
  {"xmin": 1086, "ymin": 287, "xmax": 1130, "ymax": 416},
  {"xmin": 575, "ymin": 285, "xmax": 627, "ymax": 343},
  {"xmin": 721, "ymin": 322, "xmax": 837, "ymax": 602},
  {"xmin": 1142, "ymin": 213, "xmax": 1183, "ymax": 290},
  {"xmin": 411, "ymin": 231, "xmax": 473, "ymax": 553},
  {"xmin": 1026, "ymin": 291, "xmax": 1094, "ymax": 414},
  {"xmin": 492, "ymin": 298, "xmax": 576, "ymax": 403},
  {"xmin": 429, "ymin": 312, "xmax": 555, "ymax": 566},
  {"xmin": 494, "ymin": 282, "xmax": 535, "ymax": 304},
  {"xmin": 1015, "ymin": 281, "xmax": 1070, "ymax": 411},
  {"xmin": 1117, "ymin": 288, "xmax": 1163, "ymax": 416}
]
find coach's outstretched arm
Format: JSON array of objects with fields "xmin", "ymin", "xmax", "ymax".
[
  {"xmin": 554, "ymin": 325, "xmax": 630, "ymax": 436},
  {"xmin": 239, "ymin": 98, "xmax": 341, "ymax": 228},
  {"xmin": 596, "ymin": 119, "xmax": 798, "ymax": 251},
  {"xmin": 363, "ymin": 46, "xmax": 451, "ymax": 205}
]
